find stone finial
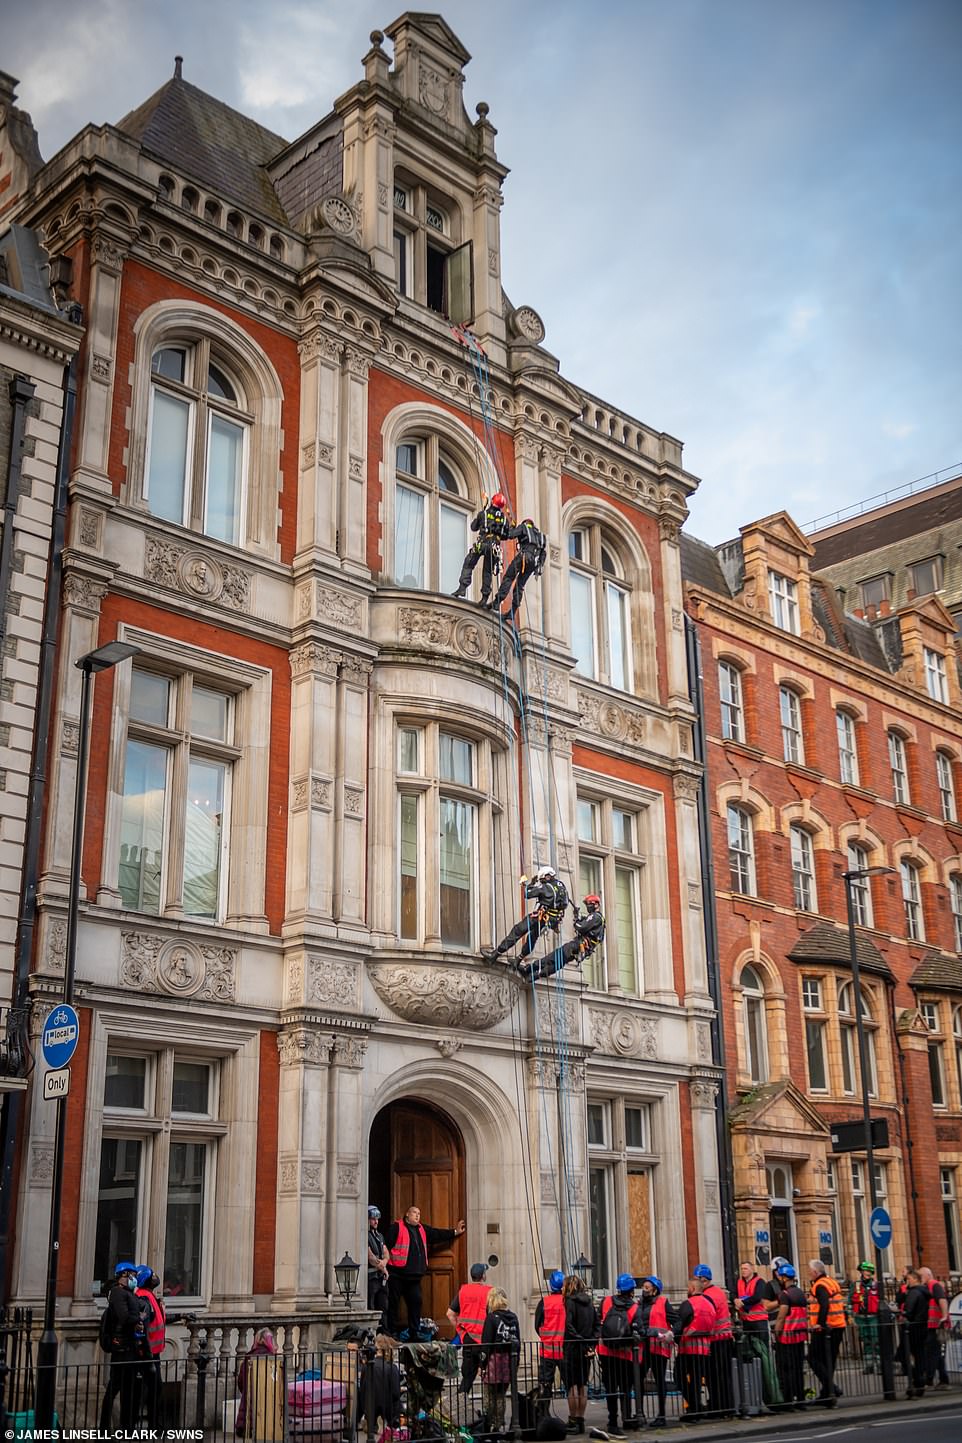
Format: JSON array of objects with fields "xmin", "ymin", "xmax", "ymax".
[
  {"xmin": 370, "ymin": 30, "xmax": 384, "ymax": 48},
  {"xmin": 476, "ymin": 101, "xmax": 489, "ymax": 119},
  {"xmin": 174, "ymin": 56, "xmax": 183, "ymax": 79},
  {"xmin": 0, "ymin": 72, "xmax": 43, "ymax": 214}
]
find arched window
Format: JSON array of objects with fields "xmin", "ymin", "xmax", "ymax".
[
  {"xmin": 741, "ymin": 964, "xmax": 768, "ymax": 1083},
  {"xmin": 836, "ymin": 709, "xmax": 860, "ymax": 785},
  {"xmin": 790, "ymin": 825, "xmax": 817, "ymax": 912},
  {"xmin": 838, "ymin": 981, "xmax": 878, "ymax": 1097},
  {"xmin": 727, "ymin": 805, "xmax": 756, "ymax": 896},
  {"xmin": 779, "ymin": 685, "xmax": 804, "ymax": 763},
  {"xmin": 719, "ymin": 661, "xmax": 745, "ymax": 742},
  {"xmin": 145, "ymin": 343, "xmax": 250, "ymax": 544},
  {"xmin": 900, "ymin": 859, "xmax": 924, "ymax": 941},
  {"xmin": 846, "ymin": 842, "xmax": 874, "ymax": 927},
  {"xmin": 950, "ymin": 874, "xmax": 962, "ymax": 953},
  {"xmin": 888, "ymin": 730, "xmax": 910, "ymax": 805},
  {"xmin": 953, "ymin": 1006, "xmax": 962, "ymax": 1101},
  {"xmin": 568, "ymin": 524, "xmax": 633, "ymax": 690},
  {"xmin": 393, "ymin": 437, "xmax": 472, "ymax": 594},
  {"xmin": 936, "ymin": 751, "xmax": 957, "ymax": 823}
]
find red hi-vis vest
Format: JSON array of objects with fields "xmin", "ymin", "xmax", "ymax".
[
  {"xmin": 703, "ymin": 1284, "xmax": 733, "ymax": 1341},
  {"xmin": 737, "ymin": 1275, "xmax": 768, "ymax": 1323},
  {"xmin": 646, "ymin": 1296, "xmax": 672, "ymax": 1358},
  {"xmin": 678, "ymin": 1294, "xmax": 715, "ymax": 1356},
  {"xmin": 539, "ymin": 1293, "xmax": 567, "ymax": 1359},
  {"xmin": 388, "ymin": 1219, "xmax": 429, "ymax": 1271},
  {"xmin": 853, "ymin": 1281, "xmax": 879, "ymax": 1316},
  {"xmin": 456, "ymin": 1282, "xmax": 492, "ymax": 1343},
  {"xmin": 137, "ymin": 1289, "xmax": 166, "ymax": 1356},
  {"xmin": 778, "ymin": 1289, "xmax": 808, "ymax": 1344},
  {"xmin": 597, "ymin": 1296, "xmax": 639, "ymax": 1358},
  {"xmin": 927, "ymin": 1282, "xmax": 945, "ymax": 1330}
]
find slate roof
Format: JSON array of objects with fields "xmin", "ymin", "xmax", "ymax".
[
  {"xmin": 909, "ymin": 952, "xmax": 962, "ymax": 994},
  {"xmin": 787, "ymin": 921, "xmax": 893, "ymax": 979},
  {"xmin": 680, "ymin": 533, "xmax": 731, "ymax": 596},
  {"xmin": 810, "ymin": 478, "xmax": 962, "ymax": 567},
  {"xmin": 117, "ymin": 76, "xmax": 290, "ymax": 225}
]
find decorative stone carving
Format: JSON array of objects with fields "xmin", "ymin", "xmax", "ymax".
[
  {"xmin": 673, "ymin": 773, "xmax": 701, "ymax": 801},
  {"xmin": 279, "ymin": 1158, "xmax": 299, "ymax": 1193},
  {"xmin": 696, "ymin": 1022, "xmax": 712, "ymax": 1063},
  {"xmin": 659, "ymin": 516, "xmax": 680, "ymax": 544},
  {"xmin": 509, "ymin": 306, "xmax": 546, "ymax": 344},
  {"xmin": 540, "ymin": 445, "xmax": 565, "ymax": 474},
  {"xmin": 307, "ymin": 958, "xmax": 357, "ymax": 1009},
  {"xmin": 343, "ymin": 787, "xmax": 364, "ymax": 816},
  {"xmin": 142, "ymin": 537, "xmax": 250, "ymax": 611},
  {"xmin": 528, "ymin": 1056, "xmax": 559, "ymax": 1086},
  {"xmin": 576, "ymin": 690, "xmax": 646, "ymax": 747},
  {"xmin": 436, "ymin": 1037, "xmax": 463, "ymax": 1058},
  {"xmin": 290, "ymin": 642, "xmax": 341, "ymax": 678},
  {"xmin": 487, "ymin": 247, "xmax": 499, "ymax": 277},
  {"xmin": 302, "ymin": 441, "xmax": 316, "ymax": 469},
  {"xmin": 639, "ymin": 1017, "xmax": 658, "ymax": 1059},
  {"xmin": 704, "ymin": 1180, "xmax": 719, "ymax": 1212},
  {"xmin": 285, "ymin": 955, "xmax": 304, "ymax": 1008},
  {"xmin": 277, "ymin": 1027, "xmax": 333, "ymax": 1068},
  {"xmin": 61, "ymin": 721, "xmax": 79, "ymax": 758},
  {"xmin": 299, "ymin": 333, "xmax": 342, "ymax": 365},
  {"xmin": 30, "ymin": 1145, "xmax": 55, "ymax": 1184},
  {"xmin": 321, "ymin": 196, "xmax": 358, "ymax": 236},
  {"xmin": 672, "ymin": 608, "xmax": 684, "ymax": 631},
  {"xmin": 62, "ymin": 574, "xmax": 107, "ymax": 613},
  {"xmin": 91, "ymin": 235, "xmax": 126, "ymax": 272},
  {"xmin": 332, "ymin": 1036, "xmax": 367, "ymax": 1068},
  {"xmin": 536, "ymin": 994, "xmax": 579, "ymax": 1036},
  {"xmin": 119, "ymin": 933, "xmax": 237, "ymax": 1002},
  {"xmin": 419, "ymin": 64, "xmax": 450, "ymax": 117},
  {"xmin": 369, "ymin": 960, "xmax": 520, "ymax": 1029},
  {"xmin": 340, "ymin": 656, "xmax": 374, "ymax": 685},
  {"xmin": 687, "ymin": 881, "xmax": 703, "ymax": 910},
  {"xmin": 348, "ymin": 457, "xmax": 364, "ymax": 480},
  {"xmin": 312, "ymin": 777, "xmax": 333, "ymax": 810},
  {"xmin": 514, "ymin": 434, "xmax": 539, "ymax": 464},
  {"xmin": 78, "ymin": 508, "xmax": 100, "ymax": 548},
  {"xmin": 44, "ymin": 918, "xmax": 67, "ymax": 973},
  {"xmin": 336, "ymin": 1160, "xmax": 359, "ymax": 1195},
  {"xmin": 377, "ymin": 181, "xmax": 388, "ymax": 208},
  {"xmin": 316, "ymin": 585, "xmax": 364, "ymax": 632},
  {"xmin": 690, "ymin": 1078, "xmax": 720, "ymax": 1109},
  {"xmin": 91, "ymin": 353, "xmax": 111, "ymax": 382},
  {"xmin": 291, "ymin": 779, "xmax": 308, "ymax": 811},
  {"xmin": 398, "ymin": 607, "xmax": 504, "ymax": 671},
  {"xmin": 345, "ymin": 348, "xmax": 371, "ymax": 379},
  {"xmin": 534, "ymin": 665, "xmax": 568, "ymax": 703},
  {"xmin": 540, "ymin": 1170, "xmax": 557, "ymax": 1204}
]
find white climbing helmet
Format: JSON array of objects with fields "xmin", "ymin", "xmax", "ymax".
[{"xmin": 536, "ymin": 866, "xmax": 556, "ymax": 880}]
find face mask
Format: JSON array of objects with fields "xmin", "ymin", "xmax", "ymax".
[{"xmin": 126, "ymin": 1275, "xmax": 137, "ymax": 1290}]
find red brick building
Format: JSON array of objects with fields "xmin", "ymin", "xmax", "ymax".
[{"xmin": 683, "ymin": 510, "xmax": 962, "ymax": 1282}]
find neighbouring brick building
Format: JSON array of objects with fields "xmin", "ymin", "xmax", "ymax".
[
  {"xmin": 683, "ymin": 504, "xmax": 962, "ymax": 1283},
  {"xmin": 0, "ymin": 12, "xmax": 725, "ymax": 1339}
]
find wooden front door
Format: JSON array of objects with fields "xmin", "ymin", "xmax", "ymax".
[{"xmin": 370, "ymin": 1099, "xmax": 466, "ymax": 1337}]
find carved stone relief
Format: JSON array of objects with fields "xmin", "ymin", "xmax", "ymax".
[
  {"xmin": 369, "ymin": 961, "xmax": 519, "ymax": 1029},
  {"xmin": 690, "ymin": 1078, "xmax": 720, "ymax": 1109},
  {"xmin": 695, "ymin": 1023, "xmax": 712, "ymax": 1063},
  {"xmin": 343, "ymin": 787, "xmax": 364, "ymax": 817},
  {"xmin": 290, "ymin": 642, "xmax": 341, "ymax": 679},
  {"xmin": 576, "ymin": 690, "xmax": 646, "ymax": 746},
  {"xmin": 143, "ymin": 537, "xmax": 250, "ymax": 611},
  {"xmin": 536, "ymin": 994, "xmax": 580, "ymax": 1036},
  {"xmin": 336, "ymin": 1160, "xmax": 360, "ymax": 1195},
  {"xmin": 277, "ymin": 1027, "xmax": 334, "ymax": 1068},
  {"xmin": 30, "ymin": 1145, "xmax": 55, "ymax": 1184},
  {"xmin": 321, "ymin": 196, "xmax": 358, "ymax": 237},
  {"xmin": 44, "ymin": 918, "xmax": 67, "ymax": 973},
  {"xmin": 62, "ymin": 574, "xmax": 108, "ymax": 614},
  {"xmin": 436, "ymin": 1037, "xmax": 463, "ymax": 1058},
  {"xmin": 91, "ymin": 354, "xmax": 112, "ymax": 383},
  {"xmin": 398, "ymin": 608, "xmax": 504, "ymax": 669},
  {"xmin": 419, "ymin": 64, "xmax": 451, "ymax": 118},
  {"xmin": 332, "ymin": 1036, "xmax": 368, "ymax": 1068},
  {"xmin": 508, "ymin": 306, "xmax": 546, "ymax": 344},
  {"xmin": 540, "ymin": 1170, "xmax": 557, "ymax": 1204},
  {"xmin": 79, "ymin": 509, "xmax": 101, "ymax": 548},
  {"xmin": 119, "ymin": 932, "xmax": 237, "ymax": 1002},
  {"xmin": 306, "ymin": 957, "xmax": 358, "ymax": 1009}
]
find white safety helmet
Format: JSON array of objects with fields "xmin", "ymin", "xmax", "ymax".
[{"xmin": 536, "ymin": 866, "xmax": 556, "ymax": 880}]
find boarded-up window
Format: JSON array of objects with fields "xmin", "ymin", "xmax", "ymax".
[{"xmin": 627, "ymin": 1170, "xmax": 652, "ymax": 1277}]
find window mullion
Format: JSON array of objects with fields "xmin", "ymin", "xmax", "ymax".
[{"xmin": 164, "ymin": 739, "xmax": 189, "ymax": 916}]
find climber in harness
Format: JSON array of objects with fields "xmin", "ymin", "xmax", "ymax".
[
  {"xmin": 518, "ymin": 894, "xmax": 606, "ymax": 983},
  {"xmin": 452, "ymin": 493, "xmax": 511, "ymax": 606},
  {"xmin": 486, "ymin": 517, "xmax": 546, "ymax": 620},
  {"xmin": 481, "ymin": 866, "xmax": 569, "ymax": 964}
]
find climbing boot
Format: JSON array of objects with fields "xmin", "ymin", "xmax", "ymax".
[{"xmin": 451, "ymin": 586, "xmax": 467, "ymax": 599}]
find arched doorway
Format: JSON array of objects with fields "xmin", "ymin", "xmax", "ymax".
[{"xmin": 370, "ymin": 1098, "xmax": 466, "ymax": 1336}]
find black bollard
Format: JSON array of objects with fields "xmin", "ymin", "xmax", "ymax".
[{"xmin": 878, "ymin": 1303, "xmax": 896, "ymax": 1402}]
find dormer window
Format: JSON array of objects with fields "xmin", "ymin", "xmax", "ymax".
[
  {"xmin": 768, "ymin": 570, "xmax": 799, "ymax": 634},
  {"xmin": 392, "ymin": 174, "xmax": 472, "ymax": 323},
  {"xmin": 924, "ymin": 648, "xmax": 949, "ymax": 703},
  {"xmin": 910, "ymin": 556, "xmax": 942, "ymax": 596},
  {"xmin": 860, "ymin": 575, "xmax": 890, "ymax": 611}
]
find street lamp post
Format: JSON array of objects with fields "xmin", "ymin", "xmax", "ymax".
[
  {"xmin": 842, "ymin": 864, "xmax": 897, "ymax": 1402},
  {"xmin": 34, "ymin": 643, "xmax": 139, "ymax": 1430}
]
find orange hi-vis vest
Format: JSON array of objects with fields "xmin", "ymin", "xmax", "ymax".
[
  {"xmin": 927, "ymin": 1282, "xmax": 945, "ymax": 1330},
  {"xmin": 778, "ymin": 1290, "xmax": 807, "ymax": 1344},
  {"xmin": 808, "ymin": 1275, "xmax": 846, "ymax": 1330},
  {"xmin": 137, "ymin": 1289, "xmax": 166, "ymax": 1356},
  {"xmin": 597, "ymin": 1296, "xmax": 639, "ymax": 1358},
  {"xmin": 737, "ymin": 1275, "xmax": 768, "ymax": 1323},
  {"xmin": 703, "ymin": 1284, "xmax": 733, "ymax": 1342},
  {"xmin": 539, "ymin": 1293, "xmax": 566, "ymax": 1359},
  {"xmin": 456, "ymin": 1282, "xmax": 492, "ymax": 1344},
  {"xmin": 646, "ymin": 1296, "xmax": 672, "ymax": 1358},
  {"xmin": 388, "ymin": 1219, "xmax": 429, "ymax": 1270},
  {"xmin": 678, "ymin": 1294, "xmax": 715, "ymax": 1356}
]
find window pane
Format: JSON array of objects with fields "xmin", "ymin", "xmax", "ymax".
[
  {"xmin": 165, "ymin": 1140, "xmax": 207, "ymax": 1296},
  {"xmin": 625, "ymin": 1107, "xmax": 646, "ymax": 1149},
  {"xmin": 588, "ymin": 1166, "xmax": 610, "ymax": 1292},
  {"xmin": 396, "ymin": 443, "xmax": 419, "ymax": 476},
  {"xmin": 439, "ymin": 733, "xmax": 473, "ymax": 785},
  {"xmin": 587, "ymin": 1103, "xmax": 606, "ymax": 1146},
  {"xmin": 579, "ymin": 857, "xmax": 603, "ymax": 989},
  {"xmin": 184, "ymin": 758, "xmax": 226, "ymax": 918},
  {"xmin": 605, "ymin": 582, "xmax": 629, "ymax": 690},
  {"xmin": 930, "ymin": 1045, "xmax": 946, "ymax": 1106},
  {"xmin": 746, "ymin": 996, "xmax": 766, "ymax": 1082},
  {"xmin": 119, "ymin": 739, "xmax": 167, "ymax": 912},
  {"xmin": 172, "ymin": 1061, "xmax": 210, "ymax": 1114},
  {"xmin": 612, "ymin": 810, "xmax": 633, "ymax": 851},
  {"xmin": 440, "ymin": 503, "xmax": 467, "ymax": 593},
  {"xmin": 190, "ymin": 686, "xmax": 229, "ymax": 741},
  {"xmin": 615, "ymin": 866, "xmax": 638, "ymax": 994},
  {"xmin": 206, "ymin": 362, "xmax": 236, "ymax": 402},
  {"xmin": 569, "ymin": 570, "xmax": 595, "ymax": 678},
  {"xmin": 437, "ymin": 457, "xmax": 458, "ymax": 492},
  {"xmin": 807, "ymin": 1020, "xmax": 827, "ymax": 1089},
  {"xmin": 151, "ymin": 347, "xmax": 186, "ymax": 383},
  {"xmin": 440, "ymin": 797, "xmax": 474, "ymax": 948},
  {"xmin": 394, "ymin": 231, "xmax": 408, "ymax": 294},
  {"xmin": 206, "ymin": 413, "xmax": 244, "ymax": 544},
  {"xmin": 104, "ymin": 1055, "xmax": 147, "ymax": 1110},
  {"xmin": 399, "ymin": 794, "xmax": 419, "ymax": 940},
  {"xmin": 841, "ymin": 1025, "xmax": 855, "ymax": 1093},
  {"xmin": 147, "ymin": 389, "xmax": 190, "ymax": 524},
  {"xmin": 568, "ymin": 531, "xmax": 585, "ymax": 562},
  {"xmin": 577, "ymin": 799, "xmax": 598, "ymax": 842},
  {"xmin": 398, "ymin": 729, "xmax": 420, "ymax": 774},
  {"xmin": 93, "ymin": 1138, "xmax": 142, "ymax": 1295},
  {"xmin": 130, "ymin": 670, "xmax": 171, "ymax": 727},
  {"xmin": 395, "ymin": 483, "xmax": 425, "ymax": 588}
]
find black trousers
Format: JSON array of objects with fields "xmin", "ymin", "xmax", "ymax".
[
  {"xmin": 600, "ymin": 1353, "xmax": 637, "ymax": 1425},
  {"xmin": 492, "ymin": 547, "xmax": 539, "ymax": 613},
  {"xmin": 807, "ymin": 1328, "xmax": 843, "ymax": 1399},
  {"xmin": 908, "ymin": 1324, "xmax": 927, "ymax": 1392},
  {"xmin": 707, "ymin": 1338, "xmax": 734, "ymax": 1413},
  {"xmin": 640, "ymin": 1351, "xmax": 668, "ymax": 1420},
  {"xmin": 368, "ymin": 1271, "xmax": 388, "ymax": 1326},
  {"xmin": 460, "ymin": 1341, "xmax": 483, "ymax": 1391},
  {"xmin": 99, "ymin": 1350, "xmax": 141, "ymax": 1431},
  {"xmin": 457, "ymin": 542, "xmax": 498, "ymax": 599},
  {"xmin": 495, "ymin": 913, "xmax": 559, "ymax": 960},
  {"xmin": 679, "ymin": 1351, "xmax": 707, "ymax": 1416},
  {"xmin": 925, "ymin": 1328, "xmax": 947, "ymax": 1383},
  {"xmin": 776, "ymin": 1342, "xmax": 806, "ymax": 1405},
  {"xmin": 387, "ymin": 1272, "xmax": 424, "ymax": 1339},
  {"xmin": 519, "ymin": 938, "xmax": 583, "ymax": 982}
]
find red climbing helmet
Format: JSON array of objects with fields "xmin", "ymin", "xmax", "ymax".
[
  {"xmin": 584, "ymin": 894, "xmax": 601, "ymax": 908},
  {"xmin": 491, "ymin": 492, "xmax": 507, "ymax": 510}
]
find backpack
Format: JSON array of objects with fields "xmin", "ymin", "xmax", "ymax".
[
  {"xmin": 601, "ymin": 1301, "xmax": 632, "ymax": 1343},
  {"xmin": 98, "ymin": 1305, "xmax": 115, "ymax": 1353}
]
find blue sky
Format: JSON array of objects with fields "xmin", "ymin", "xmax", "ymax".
[{"xmin": 6, "ymin": 0, "xmax": 961, "ymax": 541}]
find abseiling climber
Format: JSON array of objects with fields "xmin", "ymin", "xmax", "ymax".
[
  {"xmin": 481, "ymin": 866, "xmax": 569, "ymax": 965},
  {"xmin": 451, "ymin": 492, "xmax": 511, "ymax": 605},
  {"xmin": 520, "ymin": 894, "xmax": 606, "ymax": 983},
  {"xmin": 485, "ymin": 516, "xmax": 546, "ymax": 621}
]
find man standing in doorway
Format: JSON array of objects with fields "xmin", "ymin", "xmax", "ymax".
[{"xmin": 384, "ymin": 1204, "xmax": 466, "ymax": 1341}]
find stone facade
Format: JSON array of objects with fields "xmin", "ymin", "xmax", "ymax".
[{"xmin": 4, "ymin": 15, "xmax": 721, "ymax": 1333}]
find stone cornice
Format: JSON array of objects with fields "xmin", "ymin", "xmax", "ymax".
[{"xmin": 0, "ymin": 297, "xmax": 82, "ymax": 363}]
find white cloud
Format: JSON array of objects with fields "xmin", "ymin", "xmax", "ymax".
[
  {"xmin": 882, "ymin": 420, "xmax": 918, "ymax": 440},
  {"xmin": 238, "ymin": 7, "xmax": 346, "ymax": 113}
]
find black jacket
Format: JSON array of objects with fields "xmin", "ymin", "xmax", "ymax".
[
  {"xmin": 480, "ymin": 1307, "xmax": 521, "ymax": 1364},
  {"xmin": 574, "ymin": 909, "xmax": 606, "ymax": 946},
  {"xmin": 382, "ymin": 1219, "xmax": 458, "ymax": 1277},
  {"xmin": 525, "ymin": 878, "xmax": 569, "ymax": 915},
  {"xmin": 105, "ymin": 1281, "xmax": 145, "ymax": 1352},
  {"xmin": 358, "ymin": 1356, "xmax": 401, "ymax": 1427},
  {"xmin": 508, "ymin": 520, "xmax": 545, "ymax": 554},
  {"xmin": 902, "ymin": 1283, "xmax": 929, "ymax": 1328},
  {"xmin": 565, "ymin": 1291, "xmax": 598, "ymax": 1344},
  {"xmin": 470, "ymin": 507, "xmax": 510, "ymax": 540}
]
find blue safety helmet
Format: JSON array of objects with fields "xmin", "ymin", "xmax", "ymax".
[
  {"xmin": 548, "ymin": 1270, "xmax": 564, "ymax": 1293},
  {"xmin": 643, "ymin": 1276, "xmax": 663, "ymax": 1294},
  {"xmin": 779, "ymin": 1264, "xmax": 797, "ymax": 1280},
  {"xmin": 615, "ymin": 1272, "xmax": 635, "ymax": 1295},
  {"xmin": 134, "ymin": 1265, "xmax": 152, "ymax": 1288},
  {"xmin": 114, "ymin": 1261, "xmax": 137, "ymax": 1277},
  {"xmin": 693, "ymin": 1264, "xmax": 712, "ymax": 1281}
]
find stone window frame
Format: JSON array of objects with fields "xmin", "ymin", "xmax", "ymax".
[
  {"xmin": 73, "ymin": 1008, "xmax": 260, "ymax": 1310},
  {"xmin": 887, "ymin": 727, "xmax": 911, "ymax": 806},
  {"xmin": 718, "ymin": 659, "xmax": 746, "ymax": 743},
  {"xmin": 935, "ymin": 748, "xmax": 958, "ymax": 823},
  {"xmin": 586, "ymin": 1087, "xmax": 664, "ymax": 1290},
  {"xmin": 923, "ymin": 646, "xmax": 949, "ymax": 704},
  {"xmin": 731, "ymin": 950, "xmax": 786, "ymax": 1090},
  {"xmin": 768, "ymin": 568, "xmax": 800, "ymax": 634},
  {"xmin": 789, "ymin": 822, "xmax": 818, "ymax": 913},
  {"xmin": 566, "ymin": 518, "xmax": 636, "ymax": 693},
  {"xmin": 392, "ymin": 169, "xmax": 463, "ymax": 311},
  {"xmin": 125, "ymin": 300, "xmax": 284, "ymax": 560},
  {"xmin": 99, "ymin": 624, "xmax": 271, "ymax": 933}
]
